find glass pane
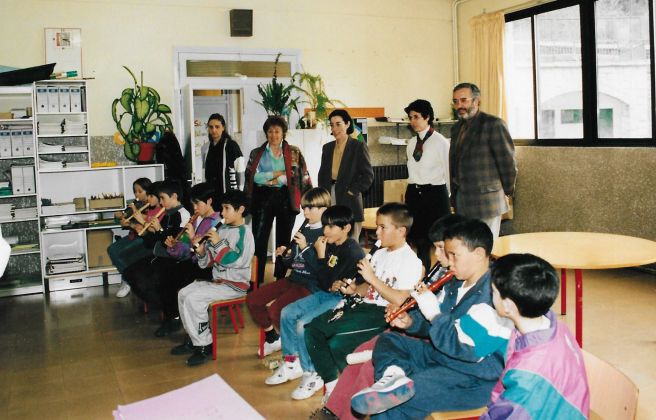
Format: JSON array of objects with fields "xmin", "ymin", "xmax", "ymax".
[
  {"xmin": 535, "ymin": 5, "xmax": 583, "ymax": 139},
  {"xmin": 504, "ymin": 18, "xmax": 535, "ymax": 139},
  {"xmin": 186, "ymin": 60, "xmax": 292, "ymax": 78},
  {"xmin": 595, "ymin": 0, "xmax": 651, "ymax": 138}
]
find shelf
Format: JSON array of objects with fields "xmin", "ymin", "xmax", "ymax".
[
  {"xmin": 38, "ymin": 166, "xmax": 91, "ymax": 173},
  {"xmin": 0, "ymin": 118, "xmax": 33, "ymax": 124},
  {"xmin": 41, "ymin": 223, "xmax": 121, "ymax": 234},
  {"xmin": 36, "ymin": 112, "xmax": 86, "ymax": 116},
  {"xmin": 36, "ymin": 134, "xmax": 88, "ymax": 138},
  {"xmin": 0, "ymin": 86, "xmax": 32, "ymax": 95},
  {"xmin": 0, "ymin": 283, "xmax": 43, "ymax": 297},
  {"xmin": 38, "ymin": 150, "xmax": 89, "ymax": 155},
  {"xmin": 39, "ymin": 207, "xmax": 122, "ymax": 217},
  {"xmin": 0, "ymin": 217, "xmax": 39, "ymax": 224},
  {"xmin": 11, "ymin": 248, "xmax": 40, "ymax": 256},
  {"xmin": 0, "ymin": 155, "xmax": 34, "ymax": 160},
  {"xmin": 0, "ymin": 193, "xmax": 37, "ymax": 199},
  {"xmin": 45, "ymin": 266, "xmax": 117, "ymax": 280}
]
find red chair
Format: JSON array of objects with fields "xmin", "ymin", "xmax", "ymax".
[{"xmin": 209, "ymin": 256, "xmax": 258, "ymax": 360}]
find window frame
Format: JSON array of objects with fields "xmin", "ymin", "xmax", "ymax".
[{"xmin": 505, "ymin": 0, "xmax": 656, "ymax": 147}]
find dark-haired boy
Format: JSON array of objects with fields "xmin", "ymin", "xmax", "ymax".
[
  {"xmin": 171, "ymin": 190, "xmax": 254, "ymax": 367},
  {"xmin": 152, "ymin": 182, "xmax": 221, "ymax": 337},
  {"xmin": 351, "ymin": 219, "xmax": 513, "ymax": 418},
  {"xmin": 482, "ymin": 253, "xmax": 589, "ymax": 419},
  {"xmin": 302, "ymin": 203, "xmax": 422, "ymax": 401}
]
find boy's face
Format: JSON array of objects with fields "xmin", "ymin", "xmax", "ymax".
[
  {"xmin": 147, "ymin": 194, "xmax": 159, "ymax": 207},
  {"xmin": 323, "ymin": 224, "xmax": 350, "ymax": 244},
  {"xmin": 432, "ymin": 240, "xmax": 449, "ymax": 267},
  {"xmin": 375, "ymin": 214, "xmax": 405, "ymax": 249},
  {"xmin": 158, "ymin": 192, "xmax": 178, "ymax": 209},
  {"xmin": 192, "ymin": 198, "xmax": 213, "ymax": 217},
  {"xmin": 133, "ymin": 184, "xmax": 147, "ymax": 202},
  {"xmin": 444, "ymin": 238, "xmax": 484, "ymax": 282},
  {"xmin": 303, "ymin": 206, "xmax": 326, "ymax": 224},
  {"xmin": 221, "ymin": 203, "xmax": 244, "ymax": 225}
]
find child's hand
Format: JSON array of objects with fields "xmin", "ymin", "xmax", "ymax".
[
  {"xmin": 339, "ymin": 279, "xmax": 358, "ymax": 295},
  {"xmin": 314, "ymin": 236, "xmax": 327, "ymax": 258},
  {"xmin": 414, "ymin": 282, "xmax": 429, "ymax": 294},
  {"xmin": 185, "ymin": 222, "xmax": 195, "ymax": 238},
  {"xmin": 149, "ymin": 217, "xmax": 161, "ymax": 232},
  {"xmin": 275, "ymin": 246, "xmax": 287, "ymax": 257},
  {"xmin": 389, "ymin": 311, "xmax": 413, "ymax": 329},
  {"xmin": 357, "ymin": 258, "xmax": 376, "ymax": 284},
  {"xmin": 330, "ymin": 279, "xmax": 348, "ymax": 293},
  {"xmin": 128, "ymin": 203, "xmax": 138, "ymax": 213},
  {"xmin": 195, "ymin": 242, "xmax": 206, "ymax": 256},
  {"xmin": 164, "ymin": 236, "xmax": 176, "ymax": 247},
  {"xmin": 293, "ymin": 231, "xmax": 307, "ymax": 250},
  {"xmin": 412, "ymin": 290, "xmax": 440, "ymax": 321},
  {"xmin": 206, "ymin": 229, "xmax": 220, "ymax": 245},
  {"xmin": 115, "ymin": 210, "xmax": 125, "ymax": 219},
  {"xmin": 120, "ymin": 218, "xmax": 131, "ymax": 228}
]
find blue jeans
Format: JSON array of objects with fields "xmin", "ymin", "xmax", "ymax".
[{"xmin": 279, "ymin": 291, "xmax": 342, "ymax": 372}]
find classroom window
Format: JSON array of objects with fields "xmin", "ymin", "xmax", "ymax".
[{"xmin": 505, "ymin": 0, "xmax": 655, "ymax": 145}]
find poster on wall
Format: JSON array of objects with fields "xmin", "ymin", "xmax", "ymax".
[{"xmin": 44, "ymin": 28, "xmax": 82, "ymax": 77}]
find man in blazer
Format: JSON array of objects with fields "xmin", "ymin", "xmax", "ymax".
[
  {"xmin": 318, "ymin": 110, "xmax": 374, "ymax": 241},
  {"xmin": 449, "ymin": 83, "xmax": 517, "ymax": 238}
]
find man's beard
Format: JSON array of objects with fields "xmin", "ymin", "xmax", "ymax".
[{"xmin": 457, "ymin": 106, "xmax": 477, "ymax": 120}]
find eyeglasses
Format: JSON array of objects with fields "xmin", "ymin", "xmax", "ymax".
[{"xmin": 451, "ymin": 98, "xmax": 473, "ymax": 105}]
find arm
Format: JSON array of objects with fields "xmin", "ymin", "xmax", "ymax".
[
  {"xmin": 358, "ymin": 258, "xmax": 413, "ymax": 306},
  {"xmin": 347, "ymin": 142, "xmax": 374, "ymax": 195},
  {"xmin": 488, "ymin": 118, "xmax": 517, "ymax": 197},
  {"xmin": 315, "ymin": 241, "xmax": 365, "ymax": 291}
]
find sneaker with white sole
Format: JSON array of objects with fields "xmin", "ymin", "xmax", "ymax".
[
  {"xmin": 346, "ymin": 349, "xmax": 373, "ymax": 365},
  {"xmin": 291, "ymin": 372, "xmax": 324, "ymax": 400},
  {"xmin": 265, "ymin": 358, "xmax": 303, "ymax": 385},
  {"xmin": 116, "ymin": 281, "xmax": 131, "ymax": 298},
  {"xmin": 257, "ymin": 337, "xmax": 282, "ymax": 357},
  {"xmin": 351, "ymin": 366, "xmax": 415, "ymax": 415}
]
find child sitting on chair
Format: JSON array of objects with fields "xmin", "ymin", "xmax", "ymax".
[
  {"xmin": 171, "ymin": 189, "xmax": 254, "ymax": 367},
  {"xmin": 481, "ymin": 253, "xmax": 589, "ymax": 419},
  {"xmin": 246, "ymin": 187, "xmax": 332, "ymax": 357}
]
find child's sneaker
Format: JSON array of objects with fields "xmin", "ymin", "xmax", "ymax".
[
  {"xmin": 346, "ymin": 349, "xmax": 373, "ymax": 365},
  {"xmin": 116, "ymin": 281, "xmax": 131, "ymax": 298},
  {"xmin": 265, "ymin": 358, "xmax": 303, "ymax": 385},
  {"xmin": 257, "ymin": 337, "xmax": 282, "ymax": 357},
  {"xmin": 351, "ymin": 366, "xmax": 415, "ymax": 414},
  {"xmin": 291, "ymin": 372, "xmax": 324, "ymax": 400}
]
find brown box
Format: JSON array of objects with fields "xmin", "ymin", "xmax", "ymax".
[
  {"xmin": 86, "ymin": 229, "xmax": 113, "ymax": 268},
  {"xmin": 383, "ymin": 179, "xmax": 408, "ymax": 203},
  {"xmin": 0, "ymin": 112, "xmax": 13, "ymax": 119},
  {"xmin": 88, "ymin": 196, "xmax": 124, "ymax": 210}
]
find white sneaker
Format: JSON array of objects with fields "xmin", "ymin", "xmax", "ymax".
[
  {"xmin": 346, "ymin": 350, "xmax": 373, "ymax": 365},
  {"xmin": 258, "ymin": 337, "xmax": 282, "ymax": 357},
  {"xmin": 265, "ymin": 358, "xmax": 303, "ymax": 385},
  {"xmin": 291, "ymin": 372, "xmax": 324, "ymax": 400},
  {"xmin": 351, "ymin": 366, "xmax": 415, "ymax": 415},
  {"xmin": 116, "ymin": 281, "xmax": 131, "ymax": 298}
]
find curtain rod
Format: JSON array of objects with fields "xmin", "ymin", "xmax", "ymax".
[{"xmin": 482, "ymin": 0, "xmax": 556, "ymax": 16}]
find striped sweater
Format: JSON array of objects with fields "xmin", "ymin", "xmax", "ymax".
[
  {"xmin": 480, "ymin": 311, "xmax": 590, "ymax": 419},
  {"xmin": 197, "ymin": 223, "xmax": 255, "ymax": 292}
]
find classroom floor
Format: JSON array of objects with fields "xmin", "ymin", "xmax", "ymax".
[{"xmin": 0, "ymin": 264, "xmax": 654, "ymax": 420}]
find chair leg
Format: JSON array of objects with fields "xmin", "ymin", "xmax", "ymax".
[
  {"xmin": 259, "ymin": 328, "xmax": 265, "ymax": 360},
  {"xmin": 228, "ymin": 305, "xmax": 239, "ymax": 334},
  {"xmin": 211, "ymin": 306, "xmax": 218, "ymax": 360},
  {"xmin": 235, "ymin": 305, "xmax": 245, "ymax": 328}
]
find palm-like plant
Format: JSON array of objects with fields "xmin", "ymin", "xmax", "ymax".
[
  {"xmin": 255, "ymin": 53, "xmax": 299, "ymax": 117},
  {"xmin": 291, "ymin": 72, "xmax": 345, "ymax": 123}
]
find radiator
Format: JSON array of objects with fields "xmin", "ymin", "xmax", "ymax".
[{"xmin": 362, "ymin": 164, "xmax": 408, "ymax": 208}]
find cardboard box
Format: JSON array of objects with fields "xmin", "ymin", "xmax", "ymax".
[
  {"xmin": 383, "ymin": 179, "xmax": 408, "ymax": 203},
  {"xmin": 89, "ymin": 196, "xmax": 124, "ymax": 210},
  {"xmin": 0, "ymin": 112, "xmax": 12, "ymax": 119},
  {"xmin": 86, "ymin": 229, "xmax": 113, "ymax": 268}
]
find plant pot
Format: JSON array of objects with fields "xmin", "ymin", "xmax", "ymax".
[{"xmin": 137, "ymin": 142, "xmax": 156, "ymax": 163}]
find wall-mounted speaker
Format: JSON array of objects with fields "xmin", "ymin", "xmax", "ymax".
[{"xmin": 230, "ymin": 9, "xmax": 253, "ymax": 37}]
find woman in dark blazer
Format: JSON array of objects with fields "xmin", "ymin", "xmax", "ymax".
[
  {"xmin": 318, "ymin": 109, "xmax": 374, "ymax": 240},
  {"xmin": 201, "ymin": 113, "xmax": 244, "ymax": 204}
]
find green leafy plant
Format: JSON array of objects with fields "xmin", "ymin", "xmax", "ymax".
[
  {"xmin": 291, "ymin": 71, "xmax": 345, "ymax": 125},
  {"xmin": 255, "ymin": 53, "xmax": 299, "ymax": 117},
  {"xmin": 111, "ymin": 66, "xmax": 173, "ymax": 162}
]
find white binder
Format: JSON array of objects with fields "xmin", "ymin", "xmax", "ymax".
[
  {"xmin": 47, "ymin": 85, "xmax": 60, "ymax": 112},
  {"xmin": 10, "ymin": 166, "xmax": 24, "ymax": 194},
  {"xmin": 10, "ymin": 129, "xmax": 22, "ymax": 156},
  {"xmin": 21, "ymin": 129, "xmax": 34, "ymax": 156},
  {"xmin": 36, "ymin": 86, "xmax": 49, "ymax": 112},
  {"xmin": 0, "ymin": 130, "xmax": 11, "ymax": 158},
  {"xmin": 58, "ymin": 86, "xmax": 71, "ymax": 113},
  {"xmin": 69, "ymin": 86, "xmax": 82, "ymax": 112},
  {"xmin": 22, "ymin": 166, "xmax": 35, "ymax": 193}
]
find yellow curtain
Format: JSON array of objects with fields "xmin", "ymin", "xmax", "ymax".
[{"xmin": 470, "ymin": 11, "xmax": 507, "ymax": 121}]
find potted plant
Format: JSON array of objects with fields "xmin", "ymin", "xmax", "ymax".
[
  {"xmin": 111, "ymin": 66, "xmax": 173, "ymax": 162},
  {"xmin": 255, "ymin": 53, "xmax": 299, "ymax": 118},
  {"xmin": 291, "ymin": 71, "xmax": 344, "ymax": 128}
]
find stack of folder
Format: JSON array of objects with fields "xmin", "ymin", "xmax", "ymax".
[
  {"xmin": 62, "ymin": 119, "xmax": 87, "ymax": 135},
  {"xmin": 38, "ymin": 121, "xmax": 64, "ymax": 135},
  {"xmin": 46, "ymin": 253, "xmax": 85, "ymax": 275}
]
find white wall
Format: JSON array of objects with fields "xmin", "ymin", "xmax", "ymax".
[{"xmin": 1, "ymin": 0, "xmax": 455, "ymax": 136}]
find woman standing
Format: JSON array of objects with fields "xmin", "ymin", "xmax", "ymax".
[
  {"xmin": 201, "ymin": 113, "xmax": 244, "ymax": 203},
  {"xmin": 318, "ymin": 109, "xmax": 373, "ymax": 241},
  {"xmin": 246, "ymin": 115, "xmax": 312, "ymax": 284},
  {"xmin": 404, "ymin": 99, "xmax": 450, "ymax": 271}
]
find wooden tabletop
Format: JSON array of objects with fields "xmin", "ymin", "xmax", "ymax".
[{"xmin": 492, "ymin": 232, "xmax": 656, "ymax": 269}]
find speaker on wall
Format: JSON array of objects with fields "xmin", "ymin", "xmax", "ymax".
[{"xmin": 230, "ymin": 9, "xmax": 253, "ymax": 37}]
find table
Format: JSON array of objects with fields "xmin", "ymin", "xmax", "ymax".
[{"xmin": 492, "ymin": 232, "xmax": 656, "ymax": 347}]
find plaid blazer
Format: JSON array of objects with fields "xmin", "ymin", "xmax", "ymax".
[{"xmin": 449, "ymin": 112, "xmax": 517, "ymax": 219}]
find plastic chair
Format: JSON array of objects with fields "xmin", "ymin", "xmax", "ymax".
[
  {"xmin": 209, "ymin": 256, "xmax": 258, "ymax": 360},
  {"xmin": 583, "ymin": 349, "xmax": 639, "ymax": 419}
]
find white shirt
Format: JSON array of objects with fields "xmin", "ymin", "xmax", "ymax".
[
  {"xmin": 406, "ymin": 127, "xmax": 450, "ymax": 188},
  {"xmin": 363, "ymin": 243, "xmax": 423, "ymax": 307}
]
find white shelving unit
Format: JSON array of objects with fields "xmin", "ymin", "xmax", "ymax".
[{"xmin": 0, "ymin": 86, "xmax": 41, "ymax": 297}]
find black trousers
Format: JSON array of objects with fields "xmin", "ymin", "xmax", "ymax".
[
  {"xmin": 155, "ymin": 258, "xmax": 212, "ymax": 320},
  {"xmin": 405, "ymin": 183, "xmax": 450, "ymax": 271},
  {"xmin": 251, "ymin": 185, "xmax": 296, "ymax": 284}
]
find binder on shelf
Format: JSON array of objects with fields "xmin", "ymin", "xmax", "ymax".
[
  {"xmin": 10, "ymin": 166, "xmax": 25, "ymax": 194},
  {"xmin": 58, "ymin": 86, "xmax": 71, "ymax": 113},
  {"xmin": 47, "ymin": 85, "xmax": 60, "ymax": 113},
  {"xmin": 70, "ymin": 86, "xmax": 82, "ymax": 112},
  {"xmin": 21, "ymin": 129, "xmax": 34, "ymax": 156},
  {"xmin": 10, "ymin": 129, "xmax": 22, "ymax": 156},
  {"xmin": 36, "ymin": 85, "xmax": 49, "ymax": 112},
  {"xmin": 0, "ymin": 130, "xmax": 11, "ymax": 158},
  {"xmin": 22, "ymin": 166, "xmax": 35, "ymax": 193}
]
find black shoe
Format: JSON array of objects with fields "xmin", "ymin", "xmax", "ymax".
[
  {"xmin": 171, "ymin": 336, "xmax": 194, "ymax": 355},
  {"xmin": 309, "ymin": 407, "xmax": 339, "ymax": 420},
  {"xmin": 186, "ymin": 344, "xmax": 212, "ymax": 366},
  {"xmin": 155, "ymin": 317, "xmax": 182, "ymax": 337}
]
